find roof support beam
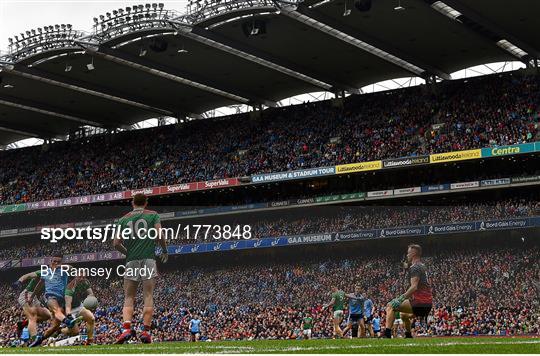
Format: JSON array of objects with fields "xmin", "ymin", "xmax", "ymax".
[
  {"xmin": 0, "ymin": 122, "xmax": 63, "ymax": 139},
  {"xmin": 0, "ymin": 125, "xmax": 37, "ymax": 138},
  {"xmin": 81, "ymin": 45, "xmax": 251, "ymax": 105},
  {"xmin": 173, "ymin": 22, "xmax": 359, "ymax": 93},
  {"xmin": 439, "ymin": 0, "xmax": 539, "ymax": 59},
  {"xmin": 99, "ymin": 42, "xmax": 277, "ymax": 107},
  {"xmin": 0, "ymin": 66, "xmax": 175, "ymax": 117},
  {"xmin": 0, "ymin": 94, "xmax": 104, "ymax": 127},
  {"xmin": 281, "ymin": 4, "xmax": 451, "ymax": 80}
]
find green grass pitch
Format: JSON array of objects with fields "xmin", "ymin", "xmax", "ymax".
[{"xmin": 2, "ymin": 337, "xmax": 539, "ymax": 354}]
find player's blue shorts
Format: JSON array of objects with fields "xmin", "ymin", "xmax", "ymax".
[
  {"xmin": 44, "ymin": 293, "xmax": 65, "ymax": 307},
  {"xmin": 348, "ymin": 313, "xmax": 364, "ymax": 324}
]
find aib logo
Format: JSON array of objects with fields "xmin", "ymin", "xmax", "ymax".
[
  {"xmin": 271, "ymin": 238, "xmax": 280, "ymax": 246},
  {"xmin": 191, "ymin": 244, "xmax": 200, "ymax": 253},
  {"xmin": 254, "ymin": 240, "xmax": 262, "ymax": 247},
  {"xmin": 213, "ymin": 243, "xmax": 222, "ymax": 251}
]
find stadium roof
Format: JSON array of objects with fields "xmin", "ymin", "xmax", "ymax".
[{"xmin": 0, "ymin": 0, "xmax": 538, "ymax": 145}]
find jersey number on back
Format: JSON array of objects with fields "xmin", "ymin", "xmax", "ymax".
[{"xmin": 126, "ymin": 219, "xmax": 148, "ymax": 238}]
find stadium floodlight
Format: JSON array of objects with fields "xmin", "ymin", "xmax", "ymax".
[
  {"xmin": 139, "ymin": 47, "xmax": 148, "ymax": 57},
  {"xmin": 38, "ymin": 27, "xmax": 42, "ymax": 33},
  {"xmin": 152, "ymin": 3, "xmax": 158, "ymax": 9},
  {"xmin": 177, "ymin": 43, "xmax": 188, "ymax": 53},
  {"xmin": 86, "ymin": 57, "xmax": 95, "ymax": 71},
  {"xmin": 65, "ymin": 64, "xmax": 72, "ymax": 72},
  {"xmin": 106, "ymin": 12, "xmax": 111, "ymax": 18},
  {"xmin": 67, "ymin": 24, "xmax": 72, "ymax": 30},
  {"xmin": 93, "ymin": 17, "xmax": 99, "ymax": 23},
  {"xmin": 393, "ymin": 0, "xmax": 405, "ymax": 11},
  {"xmin": 158, "ymin": 3, "xmax": 164, "ymax": 9},
  {"xmin": 126, "ymin": 6, "xmax": 131, "ymax": 13},
  {"xmin": 8, "ymin": 38, "xmax": 13, "ymax": 44},
  {"xmin": 113, "ymin": 10, "xmax": 118, "ymax": 16}
]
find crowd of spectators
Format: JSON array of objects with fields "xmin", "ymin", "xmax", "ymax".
[
  {"xmin": 0, "ymin": 198, "xmax": 536, "ymax": 260},
  {"xmin": 0, "ymin": 244, "xmax": 538, "ymax": 346},
  {"xmin": 0, "ymin": 72, "xmax": 538, "ymax": 205}
]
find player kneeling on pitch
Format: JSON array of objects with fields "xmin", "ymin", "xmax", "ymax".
[{"xmin": 384, "ymin": 244, "xmax": 433, "ymax": 339}]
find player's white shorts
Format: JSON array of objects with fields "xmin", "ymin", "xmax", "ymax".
[
  {"xmin": 333, "ymin": 310, "xmax": 344, "ymax": 319},
  {"xmin": 70, "ymin": 304, "xmax": 84, "ymax": 318},
  {"xmin": 18, "ymin": 290, "xmax": 40, "ymax": 308},
  {"xmin": 302, "ymin": 329, "xmax": 312, "ymax": 337},
  {"xmin": 394, "ymin": 318, "xmax": 403, "ymax": 325},
  {"xmin": 124, "ymin": 259, "xmax": 158, "ymax": 281}
]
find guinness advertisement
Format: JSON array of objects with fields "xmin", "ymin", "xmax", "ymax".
[{"xmin": 382, "ymin": 155, "xmax": 430, "ymax": 168}]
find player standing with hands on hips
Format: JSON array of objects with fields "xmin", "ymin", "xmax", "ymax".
[{"xmin": 114, "ymin": 194, "xmax": 168, "ymax": 344}]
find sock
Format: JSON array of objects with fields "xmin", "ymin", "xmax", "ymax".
[
  {"xmin": 384, "ymin": 328, "xmax": 392, "ymax": 338},
  {"xmin": 405, "ymin": 331, "xmax": 412, "ymax": 338},
  {"xmin": 122, "ymin": 321, "xmax": 132, "ymax": 332}
]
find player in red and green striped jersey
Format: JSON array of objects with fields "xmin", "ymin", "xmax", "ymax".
[
  {"xmin": 113, "ymin": 194, "xmax": 168, "ymax": 344},
  {"xmin": 385, "ymin": 244, "xmax": 433, "ymax": 339}
]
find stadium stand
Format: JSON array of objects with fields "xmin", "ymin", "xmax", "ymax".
[
  {"xmin": 0, "ymin": 72, "xmax": 538, "ymax": 205},
  {"xmin": 0, "ymin": 197, "xmax": 537, "ymax": 260}
]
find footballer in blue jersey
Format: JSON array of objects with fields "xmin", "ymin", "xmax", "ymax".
[
  {"xmin": 189, "ymin": 315, "xmax": 202, "ymax": 342},
  {"xmin": 372, "ymin": 313, "xmax": 382, "ymax": 338},
  {"xmin": 363, "ymin": 297, "xmax": 375, "ymax": 337},
  {"xmin": 343, "ymin": 286, "xmax": 366, "ymax": 338},
  {"xmin": 28, "ymin": 254, "xmax": 76, "ymax": 347}
]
